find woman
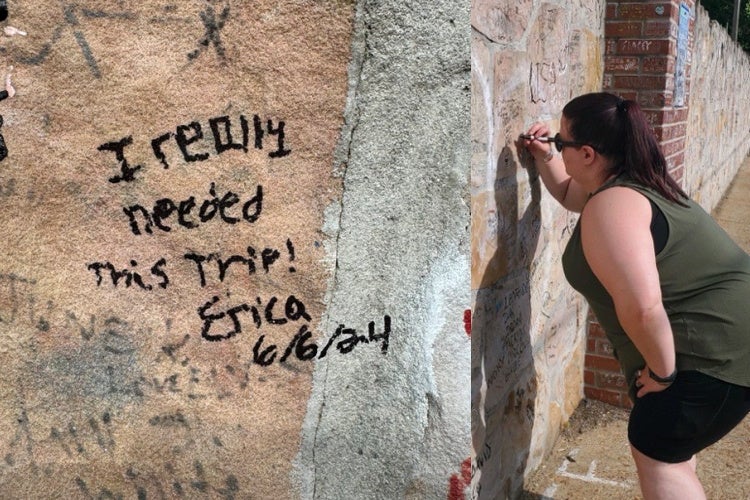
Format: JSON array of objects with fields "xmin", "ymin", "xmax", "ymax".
[{"xmin": 521, "ymin": 92, "xmax": 750, "ymax": 499}]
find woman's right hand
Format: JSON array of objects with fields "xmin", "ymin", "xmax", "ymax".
[{"xmin": 519, "ymin": 122, "xmax": 554, "ymax": 162}]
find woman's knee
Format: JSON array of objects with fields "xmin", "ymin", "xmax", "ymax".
[{"xmin": 630, "ymin": 444, "xmax": 694, "ymax": 473}]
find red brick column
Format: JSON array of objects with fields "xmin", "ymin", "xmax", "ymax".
[
  {"xmin": 584, "ymin": 0, "xmax": 695, "ymax": 408},
  {"xmin": 584, "ymin": 313, "xmax": 633, "ymax": 407}
]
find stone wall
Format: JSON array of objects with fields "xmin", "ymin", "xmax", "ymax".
[
  {"xmin": 470, "ymin": 1, "xmax": 605, "ymax": 498},
  {"xmin": 684, "ymin": 3, "xmax": 750, "ymax": 209},
  {"xmin": 472, "ymin": 2, "xmax": 750, "ymax": 498},
  {"xmin": 0, "ymin": 1, "xmax": 469, "ymax": 498},
  {"xmin": 295, "ymin": 1, "xmax": 472, "ymax": 498}
]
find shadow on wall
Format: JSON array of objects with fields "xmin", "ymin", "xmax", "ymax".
[{"xmin": 472, "ymin": 145, "xmax": 541, "ymax": 499}]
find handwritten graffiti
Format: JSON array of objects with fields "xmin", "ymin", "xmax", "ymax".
[
  {"xmin": 188, "ymin": 2, "xmax": 230, "ymax": 63},
  {"xmin": 121, "ymin": 183, "xmax": 263, "ymax": 235},
  {"xmin": 90, "ymin": 110, "xmax": 301, "ymax": 351},
  {"xmin": 0, "ymin": 272, "xmax": 35, "ymax": 325},
  {"xmin": 86, "ymin": 239, "xmax": 295, "ymax": 291},
  {"xmin": 51, "ymin": 411, "xmax": 116, "ymax": 458},
  {"xmin": 75, "ymin": 462, "xmax": 240, "ymax": 499},
  {"xmin": 86, "ymin": 258, "xmax": 169, "ymax": 290},
  {"xmin": 470, "ymin": 443, "xmax": 492, "ymax": 499},
  {"xmin": 16, "ymin": 5, "xmax": 135, "ymax": 78},
  {"xmin": 5, "ymin": 280, "xmax": 391, "ymax": 402},
  {"xmin": 198, "ymin": 294, "xmax": 310, "ymax": 341},
  {"xmin": 188, "ymin": 238, "xmax": 297, "ymax": 284},
  {"xmin": 3, "ymin": 399, "xmax": 116, "ymax": 475},
  {"xmin": 12, "ymin": 4, "xmax": 234, "ymax": 78},
  {"xmin": 91, "ymin": 107, "xmax": 305, "ymax": 343},
  {"xmin": 98, "ymin": 113, "xmax": 290, "ymax": 184}
]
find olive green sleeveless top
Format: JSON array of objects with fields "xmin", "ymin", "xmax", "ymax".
[{"xmin": 563, "ymin": 175, "xmax": 750, "ymax": 396}]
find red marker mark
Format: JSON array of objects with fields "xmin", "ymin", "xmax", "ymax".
[
  {"xmin": 463, "ymin": 309, "xmax": 471, "ymax": 337},
  {"xmin": 447, "ymin": 457, "xmax": 472, "ymax": 500}
]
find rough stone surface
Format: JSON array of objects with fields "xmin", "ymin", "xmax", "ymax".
[
  {"xmin": 0, "ymin": 1, "xmax": 469, "ymax": 498},
  {"xmin": 471, "ymin": 1, "xmax": 604, "ymax": 498},
  {"xmin": 684, "ymin": 4, "xmax": 750, "ymax": 210},
  {"xmin": 0, "ymin": 2, "xmax": 355, "ymax": 497},
  {"xmin": 473, "ymin": 3, "xmax": 750, "ymax": 500},
  {"xmin": 295, "ymin": 0, "xmax": 471, "ymax": 499},
  {"xmin": 472, "ymin": 0, "xmax": 535, "ymax": 46}
]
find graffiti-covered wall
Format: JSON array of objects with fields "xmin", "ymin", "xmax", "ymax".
[
  {"xmin": 0, "ymin": 1, "xmax": 469, "ymax": 498},
  {"xmin": 470, "ymin": 1, "xmax": 604, "ymax": 498},
  {"xmin": 684, "ymin": 4, "xmax": 750, "ymax": 209}
]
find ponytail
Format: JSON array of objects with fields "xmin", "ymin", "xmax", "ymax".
[{"xmin": 563, "ymin": 93, "xmax": 688, "ymax": 204}]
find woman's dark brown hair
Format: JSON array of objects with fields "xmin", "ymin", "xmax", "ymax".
[{"xmin": 562, "ymin": 92, "xmax": 688, "ymax": 204}]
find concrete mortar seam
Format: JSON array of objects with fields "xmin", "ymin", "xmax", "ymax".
[{"xmin": 308, "ymin": 1, "xmax": 370, "ymax": 498}]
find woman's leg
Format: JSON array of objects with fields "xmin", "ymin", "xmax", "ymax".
[{"xmin": 631, "ymin": 445, "xmax": 705, "ymax": 500}]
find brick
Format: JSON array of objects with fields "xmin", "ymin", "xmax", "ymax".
[
  {"xmin": 665, "ymin": 107, "xmax": 688, "ymax": 123},
  {"xmin": 587, "ymin": 338, "xmax": 597, "ymax": 353},
  {"xmin": 669, "ymin": 164, "xmax": 685, "ymax": 183},
  {"xmin": 666, "ymin": 150, "xmax": 685, "ymax": 169},
  {"xmin": 618, "ymin": 3, "xmax": 675, "ymax": 20},
  {"xmin": 645, "ymin": 20, "xmax": 677, "ymax": 38},
  {"xmin": 585, "ymin": 354, "xmax": 622, "ymax": 372},
  {"xmin": 654, "ymin": 122, "xmax": 686, "ymax": 141},
  {"xmin": 613, "ymin": 74, "xmax": 670, "ymax": 91},
  {"xmin": 605, "ymin": 39, "xmax": 618, "ymax": 55},
  {"xmin": 584, "ymin": 387, "xmax": 625, "ymax": 407},
  {"xmin": 588, "ymin": 322, "xmax": 607, "ymax": 338},
  {"xmin": 595, "ymin": 339, "xmax": 615, "ymax": 356},
  {"xmin": 637, "ymin": 91, "xmax": 672, "ymax": 108},
  {"xmin": 605, "ymin": 56, "xmax": 640, "ymax": 73},
  {"xmin": 643, "ymin": 108, "xmax": 687, "ymax": 127},
  {"xmin": 596, "ymin": 371, "xmax": 628, "ymax": 390},
  {"xmin": 643, "ymin": 108, "xmax": 665, "ymax": 125},
  {"xmin": 617, "ymin": 38, "xmax": 673, "ymax": 55},
  {"xmin": 606, "ymin": 21, "xmax": 643, "ymax": 37},
  {"xmin": 606, "ymin": 4, "xmax": 618, "ymax": 20},
  {"xmin": 584, "ymin": 369, "xmax": 596, "ymax": 386},
  {"xmin": 660, "ymin": 137, "xmax": 685, "ymax": 157},
  {"xmin": 642, "ymin": 56, "xmax": 674, "ymax": 73},
  {"xmin": 617, "ymin": 91, "xmax": 638, "ymax": 101}
]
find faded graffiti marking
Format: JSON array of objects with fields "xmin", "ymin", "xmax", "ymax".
[{"xmin": 188, "ymin": 2, "xmax": 230, "ymax": 63}]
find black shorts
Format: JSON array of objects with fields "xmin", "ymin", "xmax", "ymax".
[{"xmin": 628, "ymin": 370, "xmax": 750, "ymax": 463}]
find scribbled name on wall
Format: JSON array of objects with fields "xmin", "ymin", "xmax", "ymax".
[{"xmin": 91, "ymin": 111, "xmax": 391, "ymax": 365}]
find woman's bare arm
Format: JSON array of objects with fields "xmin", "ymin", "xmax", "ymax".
[{"xmin": 519, "ymin": 123, "xmax": 589, "ymax": 212}]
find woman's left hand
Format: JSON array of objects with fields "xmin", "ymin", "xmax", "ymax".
[{"xmin": 635, "ymin": 366, "xmax": 672, "ymax": 398}]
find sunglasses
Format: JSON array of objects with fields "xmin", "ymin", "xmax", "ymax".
[{"xmin": 519, "ymin": 133, "xmax": 591, "ymax": 152}]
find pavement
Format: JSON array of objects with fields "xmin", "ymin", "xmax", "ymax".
[{"xmin": 520, "ymin": 153, "xmax": 750, "ymax": 500}]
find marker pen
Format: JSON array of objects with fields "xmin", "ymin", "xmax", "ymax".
[{"xmin": 518, "ymin": 134, "xmax": 554, "ymax": 143}]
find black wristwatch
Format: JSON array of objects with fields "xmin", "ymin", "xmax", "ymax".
[{"xmin": 649, "ymin": 367, "xmax": 677, "ymax": 385}]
